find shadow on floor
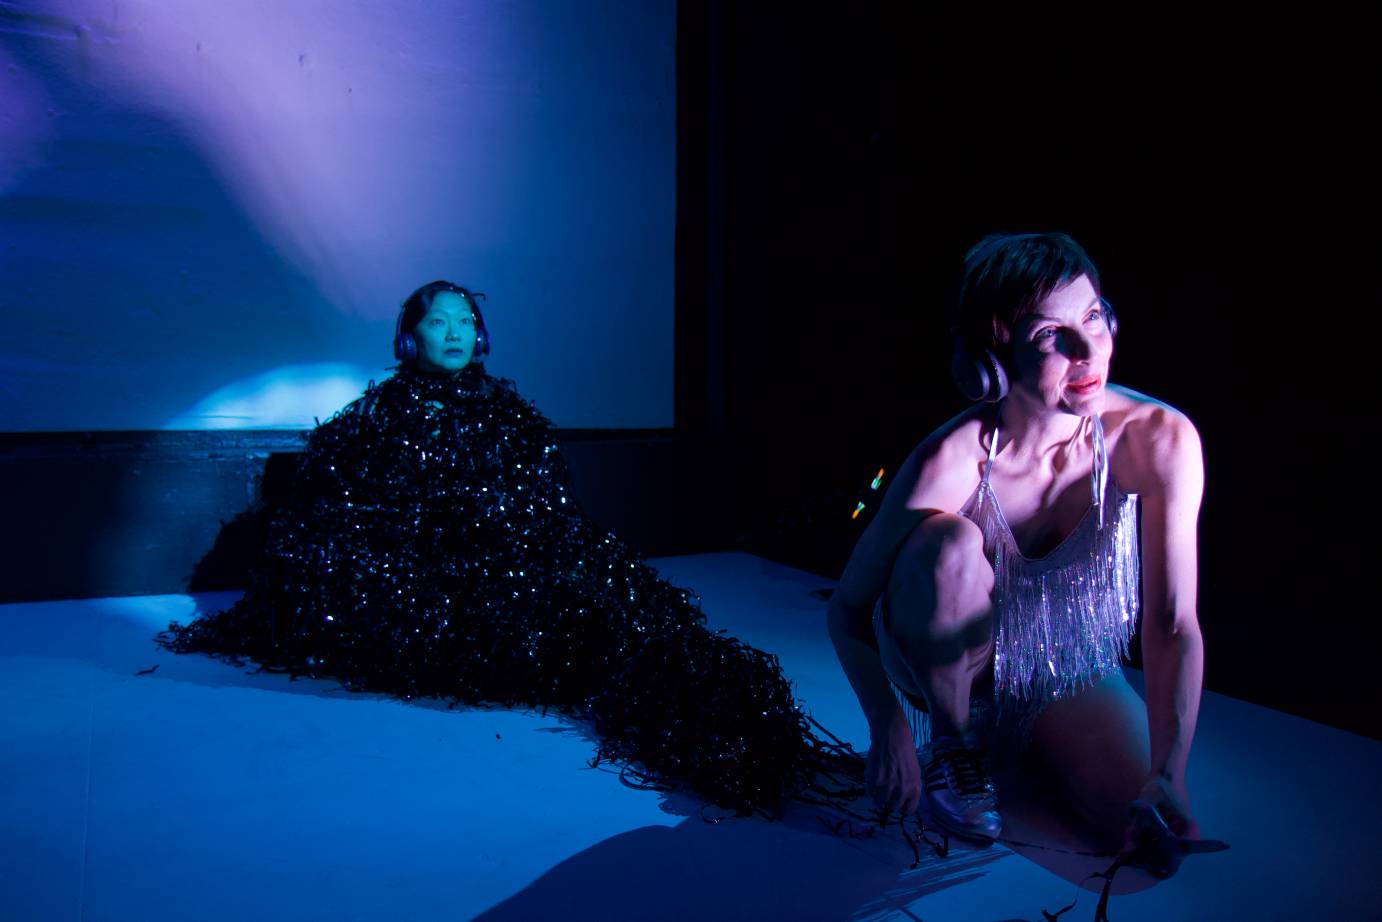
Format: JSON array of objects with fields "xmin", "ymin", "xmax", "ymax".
[{"xmin": 472, "ymin": 803, "xmax": 1015, "ymax": 922}]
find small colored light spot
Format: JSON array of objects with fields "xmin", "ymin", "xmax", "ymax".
[
  {"xmin": 851, "ymin": 502, "xmax": 866, "ymax": 520},
  {"xmin": 871, "ymin": 468, "xmax": 885, "ymax": 490}
]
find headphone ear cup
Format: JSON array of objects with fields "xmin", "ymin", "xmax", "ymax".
[
  {"xmin": 951, "ymin": 349, "xmax": 990, "ymax": 402},
  {"xmin": 393, "ymin": 304, "xmax": 415, "ymax": 363},
  {"xmin": 951, "ymin": 347, "xmax": 1009, "ymax": 403},
  {"xmin": 1100, "ymin": 296, "xmax": 1119, "ymax": 338},
  {"xmin": 983, "ymin": 350, "xmax": 1010, "ymax": 402}
]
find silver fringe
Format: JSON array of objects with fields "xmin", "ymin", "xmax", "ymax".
[
  {"xmin": 974, "ymin": 485, "xmax": 1140, "ymax": 732},
  {"xmin": 965, "ymin": 413, "xmax": 1141, "ymax": 740}
]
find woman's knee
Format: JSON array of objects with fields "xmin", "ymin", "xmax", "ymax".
[
  {"xmin": 886, "ymin": 513, "xmax": 994, "ymax": 641},
  {"xmin": 890, "ymin": 514, "xmax": 992, "ymax": 609}
]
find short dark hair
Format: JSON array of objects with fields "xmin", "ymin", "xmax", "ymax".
[
  {"xmin": 950, "ymin": 233, "xmax": 1102, "ymax": 357},
  {"xmin": 397, "ymin": 279, "xmax": 490, "ymax": 364}
]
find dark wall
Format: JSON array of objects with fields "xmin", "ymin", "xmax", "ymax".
[{"xmin": 683, "ymin": 7, "xmax": 1373, "ymax": 738}]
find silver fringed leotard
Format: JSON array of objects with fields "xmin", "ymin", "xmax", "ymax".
[
  {"xmin": 874, "ymin": 410, "xmax": 1140, "ymax": 751},
  {"xmin": 963, "ymin": 411, "xmax": 1141, "ymax": 745}
]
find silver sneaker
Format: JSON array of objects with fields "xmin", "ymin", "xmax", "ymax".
[{"xmin": 922, "ymin": 737, "xmax": 1002, "ymax": 842}]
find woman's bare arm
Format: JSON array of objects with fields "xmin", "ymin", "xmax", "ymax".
[
  {"xmin": 1135, "ymin": 408, "xmax": 1206, "ymax": 833},
  {"xmin": 826, "ymin": 418, "xmax": 979, "ymax": 813},
  {"xmin": 827, "ymin": 445, "xmax": 929, "ymax": 734}
]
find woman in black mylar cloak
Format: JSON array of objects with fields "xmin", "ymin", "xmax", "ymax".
[{"xmin": 161, "ymin": 280, "xmax": 855, "ymax": 816}]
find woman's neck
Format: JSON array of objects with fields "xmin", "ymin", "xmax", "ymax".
[{"xmin": 996, "ymin": 395, "xmax": 1090, "ymax": 467}]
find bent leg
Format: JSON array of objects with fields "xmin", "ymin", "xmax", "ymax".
[
  {"xmin": 1026, "ymin": 671, "xmax": 1151, "ymax": 849},
  {"xmin": 879, "ymin": 513, "xmax": 995, "ymax": 738}
]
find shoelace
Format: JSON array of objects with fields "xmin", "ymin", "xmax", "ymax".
[{"xmin": 931, "ymin": 747, "xmax": 993, "ymax": 797}]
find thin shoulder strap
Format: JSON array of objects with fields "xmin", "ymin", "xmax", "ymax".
[
  {"xmin": 983, "ymin": 416, "xmax": 1000, "ymax": 486},
  {"xmin": 1091, "ymin": 413, "xmax": 1109, "ymax": 529}
]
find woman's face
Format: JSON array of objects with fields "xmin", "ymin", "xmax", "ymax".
[
  {"xmin": 412, "ymin": 291, "xmax": 479, "ymax": 374},
  {"xmin": 1007, "ymin": 274, "xmax": 1113, "ymax": 416}
]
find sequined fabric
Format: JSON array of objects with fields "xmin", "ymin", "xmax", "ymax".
[
  {"xmin": 160, "ymin": 365, "xmax": 856, "ymax": 815},
  {"xmin": 962, "ymin": 412, "xmax": 1140, "ymax": 744}
]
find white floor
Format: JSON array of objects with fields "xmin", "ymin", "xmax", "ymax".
[{"xmin": 2, "ymin": 552, "xmax": 1377, "ymax": 921}]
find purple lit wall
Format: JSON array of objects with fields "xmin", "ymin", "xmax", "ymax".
[{"xmin": 0, "ymin": 0, "xmax": 674, "ymax": 430}]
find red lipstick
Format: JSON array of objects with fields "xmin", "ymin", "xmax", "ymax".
[{"xmin": 1067, "ymin": 375, "xmax": 1101, "ymax": 395}]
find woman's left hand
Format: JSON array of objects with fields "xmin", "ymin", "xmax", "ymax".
[
  {"xmin": 1122, "ymin": 775, "xmax": 1198, "ymax": 857},
  {"xmin": 1136, "ymin": 775, "xmax": 1198, "ymax": 840},
  {"xmin": 1118, "ymin": 776, "xmax": 1199, "ymax": 877}
]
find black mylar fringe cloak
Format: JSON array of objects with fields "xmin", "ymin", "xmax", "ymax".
[{"xmin": 161, "ymin": 366, "xmax": 857, "ymax": 815}]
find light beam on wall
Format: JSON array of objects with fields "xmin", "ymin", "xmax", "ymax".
[
  {"xmin": 165, "ymin": 363, "xmax": 380, "ymax": 429},
  {"xmin": 2, "ymin": 0, "xmax": 674, "ymax": 431}
]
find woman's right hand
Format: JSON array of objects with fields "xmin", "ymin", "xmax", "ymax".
[{"xmin": 865, "ymin": 712, "xmax": 922, "ymax": 816}]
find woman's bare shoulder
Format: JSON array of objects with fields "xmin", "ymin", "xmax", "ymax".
[
  {"xmin": 1105, "ymin": 384, "xmax": 1197, "ymax": 432},
  {"xmin": 895, "ymin": 404, "xmax": 991, "ymax": 512},
  {"xmin": 1104, "ymin": 384, "xmax": 1202, "ymax": 490}
]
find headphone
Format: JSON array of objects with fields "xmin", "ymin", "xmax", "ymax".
[
  {"xmin": 950, "ymin": 295, "xmax": 1118, "ymax": 403},
  {"xmin": 393, "ymin": 283, "xmax": 491, "ymax": 364}
]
